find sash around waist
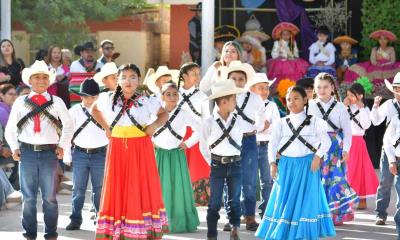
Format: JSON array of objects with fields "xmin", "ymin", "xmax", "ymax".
[{"xmin": 111, "ymin": 125, "xmax": 147, "ymax": 138}]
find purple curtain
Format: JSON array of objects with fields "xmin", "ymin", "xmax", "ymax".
[{"xmin": 274, "ymin": 0, "xmax": 316, "ymax": 60}]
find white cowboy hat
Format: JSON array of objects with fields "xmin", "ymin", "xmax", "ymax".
[
  {"xmin": 144, "ymin": 66, "xmax": 179, "ymax": 94},
  {"xmin": 385, "ymin": 72, "xmax": 400, "ymax": 95},
  {"xmin": 208, "ymin": 78, "xmax": 246, "ymax": 100},
  {"xmin": 93, "ymin": 62, "xmax": 119, "ymax": 87},
  {"xmin": 220, "ymin": 60, "xmax": 256, "ymax": 83},
  {"xmin": 22, "ymin": 60, "xmax": 56, "ymax": 86},
  {"xmin": 246, "ymin": 73, "xmax": 276, "ymax": 89}
]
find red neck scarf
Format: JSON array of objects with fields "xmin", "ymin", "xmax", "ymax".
[{"xmin": 30, "ymin": 94, "xmax": 48, "ymax": 133}]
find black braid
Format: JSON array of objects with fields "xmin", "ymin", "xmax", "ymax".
[
  {"xmin": 112, "ymin": 85, "xmax": 122, "ymax": 111},
  {"xmin": 179, "ymin": 62, "xmax": 200, "ymax": 89}
]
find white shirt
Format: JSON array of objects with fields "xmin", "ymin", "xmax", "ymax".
[
  {"xmin": 70, "ymin": 59, "xmax": 102, "ymax": 73},
  {"xmin": 179, "ymin": 86, "xmax": 210, "ymax": 122},
  {"xmin": 268, "ymin": 111, "xmax": 331, "ymax": 163},
  {"xmin": 152, "ymin": 107, "xmax": 200, "ymax": 150},
  {"xmin": 383, "ymin": 115, "xmax": 400, "ymax": 163},
  {"xmin": 370, "ymin": 98, "xmax": 400, "ymax": 126},
  {"xmin": 63, "ymin": 103, "xmax": 109, "ymax": 163},
  {"xmin": 96, "ymin": 92, "xmax": 161, "ymax": 127},
  {"xmin": 309, "ymin": 41, "xmax": 336, "ymax": 66},
  {"xmin": 235, "ymin": 91, "xmax": 267, "ymax": 133},
  {"xmin": 256, "ymin": 99, "xmax": 280, "ymax": 142},
  {"xmin": 308, "ymin": 97, "xmax": 352, "ymax": 152},
  {"xmin": 5, "ymin": 91, "xmax": 74, "ymax": 152},
  {"xmin": 199, "ymin": 65, "xmax": 218, "ymax": 94},
  {"xmin": 347, "ymin": 104, "xmax": 371, "ymax": 136},
  {"xmin": 271, "ymin": 40, "xmax": 299, "ymax": 59},
  {"xmin": 200, "ymin": 112, "xmax": 247, "ymax": 163}
]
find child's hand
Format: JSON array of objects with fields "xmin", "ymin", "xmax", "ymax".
[
  {"xmin": 311, "ymin": 155, "xmax": 321, "ymax": 172},
  {"xmin": 356, "ymin": 100, "xmax": 365, "ymax": 108},
  {"xmin": 341, "ymin": 151, "xmax": 349, "ymax": 163},
  {"xmin": 389, "ymin": 163, "xmax": 398, "ymax": 176},
  {"xmin": 179, "ymin": 142, "xmax": 188, "ymax": 150},
  {"xmin": 263, "ymin": 120, "xmax": 271, "ymax": 132},
  {"xmin": 270, "ymin": 163, "xmax": 277, "ymax": 180},
  {"xmin": 373, "ymin": 96, "xmax": 382, "ymax": 108},
  {"xmin": 343, "ymin": 97, "xmax": 350, "ymax": 107}
]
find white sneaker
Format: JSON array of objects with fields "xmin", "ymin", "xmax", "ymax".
[{"xmin": 6, "ymin": 191, "xmax": 22, "ymax": 203}]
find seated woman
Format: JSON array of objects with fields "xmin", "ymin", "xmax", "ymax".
[
  {"xmin": 306, "ymin": 26, "xmax": 336, "ymax": 79},
  {"xmin": 267, "ymin": 22, "xmax": 309, "ymax": 83},
  {"xmin": 334, "ymin": 36, "xmax": 358, "ymax": 84},
  {"xmin": 237, "ymin": 35, "xmax": 267, "ymax": 73},
  {"xmin": 345, "ymin": 29, "xmax": 400, "ymax": 94}
]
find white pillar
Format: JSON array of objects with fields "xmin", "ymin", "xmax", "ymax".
[
  {"xmin": 201, "ymin": 0, "xmax": 214, "ymax": 75},
  {"xmin": 1, "ymin": 0, "xmax": 11, "ymax": 40}
]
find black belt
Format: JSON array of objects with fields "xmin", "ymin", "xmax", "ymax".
[
  {"xmin": 243, "ymin": 131, "xmax": 256, "ymax": 137},
  {"xmin": 74, "ymin": 145, "xmax": 107, "ymax": 154},
  {"xmin": 257, "ymin": 141, "xmax": 269, "ymax": 146},
  {"xmin": 211, "ymin": 154, "xmax": 240, "ymax": 164},
  {"xmin": 20, "ymin": 142, "xmax": 57, "ymax": 152}
]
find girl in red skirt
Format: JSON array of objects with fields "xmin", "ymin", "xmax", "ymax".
[
  {"xmin": 177, "ymin": 62, "xmax": 211, "ymax": 206},
  {"xmin": 344, "ymin": 83, "xmax": 379, "ymax": 209},
  {"xmin": 92, "ymin": 64, "xmax": 169, "ymax": 239}
]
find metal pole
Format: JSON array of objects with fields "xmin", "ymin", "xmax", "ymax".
[
  {"xmin": 201, "ymin": 0, "xmax": 215, "ymax": 75},
  {"xmin": 1, "ymin": 0, "xmax": 12, "ymax": 40}
]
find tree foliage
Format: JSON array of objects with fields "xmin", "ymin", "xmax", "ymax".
[
  {"xmin": 360, "ymin": 0, "xmax": 400, "ymax": 60},
  {"xmin": 12, "ymin": 0, "xmax": 148, "ymax": 49}
]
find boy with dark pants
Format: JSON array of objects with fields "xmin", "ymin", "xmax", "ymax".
[
  {"xmin": 5, "ymin": 60, "xmax": 74, "ymax": 240},
  {"xmin": 200, "ymin": 79, "xmax": 247, "ymax": 240},
  {"xmin": 64, "ymin": 78, "xmax": 108, "ymax": 230}
]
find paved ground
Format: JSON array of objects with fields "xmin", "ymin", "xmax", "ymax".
[{"xmin": 0, "ymin": 172, "xmax": 398, "ymax": 240}]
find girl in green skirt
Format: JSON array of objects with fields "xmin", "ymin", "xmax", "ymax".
[{"xmin": 152, "ymin": 81, "xmax": 201, "ymax": 233}]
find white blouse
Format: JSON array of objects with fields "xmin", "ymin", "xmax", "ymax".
[
  {"xmin": 268, "ymin": 111, "xmax": 331, "ymax": 163},
  {"xmin": 308, "ymin": 97, "xmax": 352, "ymax": 152},
  {"xmin": 348, "ymin": 104, "xmax": 371, "ymax": 136},
  {"xmin": 199, "ymin": 65, "xmax": 218, "ymax": 94},
  {"xmin": 271, "ymin": 40, "xmax": 299, "ymax": 59},
  {"xmin": 96, "ymin": 92, "xmax": 161, "ymax": 127},
  {"xmin": 179, "ymin": 86, "xmax": 210, "ymax": 122},
  {"xmin": 256, "ymin": 99, "xmax": 281, "ymax": 142},
  {"xmin": 309, "ymin": 41, "xmax": 336, "ymax": 66},
  {"xmin": 383, "ymin": 115, "xmax": 400, "ymax": 163},
  {"xmin": 152, "ymin": 107, "xmax": 200, "ymax": 150},
  {"xmin": 370, "ymin": 98, "xmax": 400, "ymax": 126}
]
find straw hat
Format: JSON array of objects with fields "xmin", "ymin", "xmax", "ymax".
[
  {"xmin": 214, "ymin": 25, "xmax": 241, "ymax": 42},
  {"xmin": 246, "ymin": 73, "xmax": 276, "ymax": 89},
  {"xmin": 384, "ymin": 72, "xmax": 400, "ymax": 95},
  {"xmin": 272, "ymin": 22, "xmax": 300, "ymax": 40},
  {"xmin": 220, "ymin": 60, "xmax": 256, "ymax": 83},
  {"xmin": 370, "ymin": 30, "xmax": 397, "ymax": 42},
  {"xmin": 144, "ymin": 66, "xmax": 179, "ymax": 94},
  {"xmin": 93, "ymin": 62, "xmax": 119, "ymax": 87},
  {"xmin": 189, "ymin": 2, "xmax": 202, "ymax": 11},
  {"xmin": 333, "ymin": 35, "xmax": 358, "ymax": 45},
  {"xmin": 22, "ymin": 60, "xmax": 56, "ymax": 86},
  {"xmin": 236, "ymin": 35, "xmax": 262, "ymax": 48},
  {"xmin": 242, "ymin": 31, "xmax": 270, "ymax": 42},
  {"xmin": 208, "ymin": 79, "xmax": 246, "ymax": 100}
]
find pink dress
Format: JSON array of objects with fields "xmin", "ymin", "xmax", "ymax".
[{"xmin": 47, "ymin": 64, "xmax": 70, "ymax": 96}]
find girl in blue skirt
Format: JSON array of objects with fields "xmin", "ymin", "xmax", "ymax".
[{"xmin": 256, "ymin": 86, "xmax": 335, "ymax": 239}]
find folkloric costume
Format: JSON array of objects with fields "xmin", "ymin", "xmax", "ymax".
[
  {"xmin": 5, "ymin": 60, "xmax": 74, "ymax": 239},
  {"xmin": 306, "ymin": 26, "xmax": 337, "ymax": 78},
  {"xmin": 178, "ymin": 84, "xmax": 211, "ymax": 206},
  {"xmin": 308, "ymin": 97, "xmax": 359, "ymax": 224},
  {"xmin": 346, "ymin": 102, "xmax": 379, "ymax": 200},
  {"xmin": 152, "ymin": 99, "xmax": 200, "ymax": 233},
  {"xmin": 333, "ymin": 36, "xmax": 358, "ymax": 83},
  {"xmin": 256, "ymin": 111, "xmax": 336, "ymax": 239},
  {"xmin": 345, "ymin": 30, "xmax": 400, "ymax": 97},
  {"xmin": 95, "ymin": 91, "xmax": 168, "ymax": 239},
  {"xmin": 267, "ymin": 22, "xmax": 309, "ymax": 82}
]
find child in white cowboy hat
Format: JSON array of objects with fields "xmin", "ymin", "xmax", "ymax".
[
  {"xmin": 144, "ymin": 66, "xmax": 179, "ymax": 100},
  {"xmin": 382, "ymin": 75, "xmax": 400, "ymax": 236},
  {"xmin": 64, "ymin": 78, "xmax": 108, "ymax": 231},
  {"xmin": 219, "ymin": 60, "xmax": 268, "ymax": 232},
  {"xmin": 199, "ymin": 79, "xmax": 247, "ymax": 240},
  {"xmin": 247, "ymin": 73, "xmax": 280, "ymax": 218},
  {"xmin": 372, "ymin": 72, "xmax": 400, "ymax": 226},
  {"xmin": 5, "ymin": 60, "xmax": 74, "ymax": 240},
  {"xmin": 93, "ymin": 62, "xmax": 119, "ymax": 92}
]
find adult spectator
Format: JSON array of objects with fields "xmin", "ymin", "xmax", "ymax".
[
  {"xmin": 0, "ymin": 39, "xmax": 25, "ymax": 87},
  {"xmin": 97, "ymin": 40, "xmax": 119, "ymax": 69},
  {"xmin": 48, "ymin": 46, "xmax": 71, "ymax": 107},
  {"xmin": 70, "ymin": 42, "xmax": 101, "ymax": 73},
  {"xmin": 0, "ymin": 84, "xmax": 17, "ymax": 126}
]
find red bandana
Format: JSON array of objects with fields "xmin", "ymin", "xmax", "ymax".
[{"xmin": 30, "ymin": 94, "xmax": 48, "ymax": 133}]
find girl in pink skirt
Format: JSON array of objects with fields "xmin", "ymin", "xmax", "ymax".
[{"xmin": 344, "ymin": 82, "xmax": 379, "ymax": 209}]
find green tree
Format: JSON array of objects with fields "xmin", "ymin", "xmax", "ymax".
[
  {"xmin": 360, "ymin": 0, "xmax": 400, "ymax": 60},
  {"xmin": 12, "ymin": 0, "xmax": 148, "ymax": 49}
]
